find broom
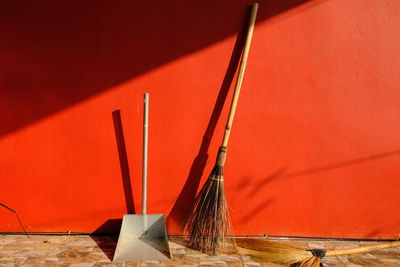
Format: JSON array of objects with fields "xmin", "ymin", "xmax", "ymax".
[
  {"xmin": 235, "ymin": 238, "xmax": 400, "ymax": 267},
  {"xmin": 182, "ymin": 3, "xmax": 259, "ymax": 255}
]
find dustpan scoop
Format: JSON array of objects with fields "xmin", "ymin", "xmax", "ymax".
[{"xmin": 113, "ymin": 93, "xmax": 171, "ymax": 262}]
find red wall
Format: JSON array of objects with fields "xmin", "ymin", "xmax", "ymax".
[{"xmin": 1, "ymin": 0, "xmax": 399, "ymax": 238}]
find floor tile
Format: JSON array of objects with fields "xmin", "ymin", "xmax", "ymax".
[{"xmin": 0, "ymin": 235, "xmax": 397, "ymax": 266}]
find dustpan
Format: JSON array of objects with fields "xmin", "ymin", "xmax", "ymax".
[{"xmin": 113, "ymin": 93, "xmax": 171, "ymax": 262}]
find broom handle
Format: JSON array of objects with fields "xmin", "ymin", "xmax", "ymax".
[
  {"xmin": 326, "ymin": 241, "xmax": 400, "ymax": 256},
  {"xmin": 221, "ymin": 2, "xmax": 258, "ymax": 148}
]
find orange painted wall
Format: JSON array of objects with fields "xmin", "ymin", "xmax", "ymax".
[{"xmin": 1, "ymin": 0, "xmax": 399, "ymax": 238}]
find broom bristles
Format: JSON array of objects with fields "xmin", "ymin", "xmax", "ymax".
[
  {"xmin": 235, "ymin": 239, "xmax": 314, "ymax": 265},
  {"xmin": 235, "ymin": 238, "xmax": 400, "ymax": 267},
  {"xmin": 182, "ymin": 162, "xmax": 232, "ymax": 255}
]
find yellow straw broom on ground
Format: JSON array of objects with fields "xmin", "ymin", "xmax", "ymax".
[
  {"xmin": 235, "ymin": 238, "xmax": 400, "ymax": 267},
  {"xmin": 181, "ymin": 3, "xmax": 259, "ymax": 255}
]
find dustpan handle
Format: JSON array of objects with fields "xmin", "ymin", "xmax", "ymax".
[{"xmin": 142, "ymin": 93, "xmax": 149, "ymax": 215}]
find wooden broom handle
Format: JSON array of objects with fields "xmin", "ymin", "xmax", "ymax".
[
  {"xmin": 222, "ymin": 2, "xmax": 258, "ymax": 147},
  {"xmin": 326, "ymin": 241, "xmax": 400, "ymax": 257}
]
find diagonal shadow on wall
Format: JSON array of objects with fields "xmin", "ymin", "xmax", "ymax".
[{"xmin": 0, "ymin": 0, "xmax": 324, "ymax": 137}]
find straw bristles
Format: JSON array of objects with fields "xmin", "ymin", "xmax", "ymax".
[
  {"xmin": 235, "ymin": 239, "xmax": 315, "ymax": 266},
  {"xmin": 235, "ymin": 238, "xmax": 400, "ymax": 267},
  {"xmin": 182, "ymin": 163, "xmax": 232, "ymax": 255}
]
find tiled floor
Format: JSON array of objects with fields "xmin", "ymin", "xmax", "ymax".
[{"xmin": 0, "ymin": 235, "xmax": 399, "ymax": 266}]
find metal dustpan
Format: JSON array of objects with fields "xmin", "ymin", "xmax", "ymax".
[{"xmin": 113, "ymin": 93, "xmax": 171, "ymax": 262}]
